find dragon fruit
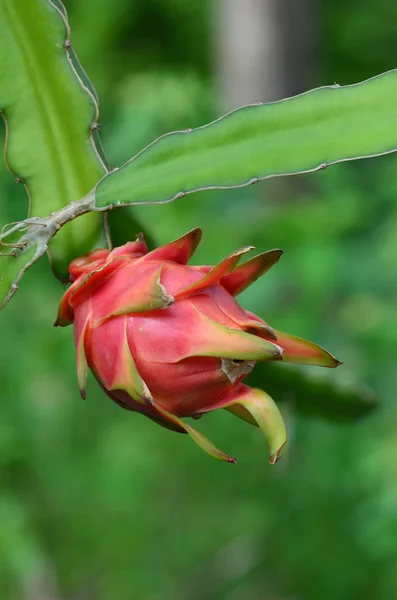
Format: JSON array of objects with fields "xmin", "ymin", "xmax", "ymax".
[{"xmin": 56, "ymin": 229, "xmax": 340, "ymax": 464}]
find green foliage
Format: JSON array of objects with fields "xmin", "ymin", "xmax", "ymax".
[
  {"xmin": 0, "ymin": 0, "xmax": 105, "ymax": 276},
  {"xmin": 94, "ymin": 70, "xmax": 397, "ymax": 207}
]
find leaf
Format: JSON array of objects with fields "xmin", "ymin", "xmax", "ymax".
[
  {"xmin": 246, "ymin": 363, "xmax": 377, "ymax": 422},
  {"xmin": 92, "ymin": 69, "xmax": 397, "ymax": 207},
  {"xmin": 0, "ymin": 0, "xmax": 105, "ymax": 277}
]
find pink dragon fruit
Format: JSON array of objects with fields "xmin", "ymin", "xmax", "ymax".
[{"xmin": 56, "ymin": 229, "xmax": 340, "ymax": 464}]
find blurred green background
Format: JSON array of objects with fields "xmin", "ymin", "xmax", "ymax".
[{"xmin": 1, "ymin": 1, "xmax": 397, "ymax": 598}]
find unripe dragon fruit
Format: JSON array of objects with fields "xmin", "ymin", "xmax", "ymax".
[{"xmin": 56, "ymin": 229, "xmax": 340, "ymax": 464}]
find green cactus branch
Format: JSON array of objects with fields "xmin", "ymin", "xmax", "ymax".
[
  {"xmin": 47, "ymin": 0, "xmax": 106, "ymax": 170},
  {"xmin": 93, "ymin": 68, "xmax": 397, "ymax": 207},
  {"xmin": 0, "ymin": 0, "xmax": 106, "ymax": 277}
]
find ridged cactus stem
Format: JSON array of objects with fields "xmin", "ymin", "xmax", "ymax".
[{"xmin": 0, "ymin": 0, "xmax": 107, "ymax": 278}]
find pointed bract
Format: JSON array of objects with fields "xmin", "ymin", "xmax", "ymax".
[
  {"xmin": 54, "ymin": 285, "xmax": 75, "ymax": 326},
  {"xmin": 224, "ymin": 384, "xmax": 287, "ymax": 464},
  {"xmin": 75, "ymin": 315, "xmax": 89, "ymax": 399},
  {"xmin": 69, "ymin": 256, "xmax": 128, "ymax": 311},
  {"xmin": 94, "ymin": 264, "xmax": 174, "ymax": 321},
  {"xmin": 182, "ymin": 307, "xmax": 283, "ymax": 362},
  {"xmin": 175, "ymin": 246, "xmax": 254, "ymax": 300},
  {"xmin": 221, "ymin": 249, "xmax": 283, "ymax": 296},
  {"xmin": 153, "ymin": 402, "xmax": 236, "ymax": 463},
  {"xmin": 142, "ymin": 228, "xmax": 202, "ymax": 264},
  {"xmin": 274, "ymin": 330, "xmax": 342, "ymax": 368}
]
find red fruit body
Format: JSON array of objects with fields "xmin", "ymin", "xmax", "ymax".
[{"xmin": 56, "ymin": 229, "xmax": 340, "ymax": 463}]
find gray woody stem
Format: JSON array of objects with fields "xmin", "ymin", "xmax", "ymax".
[
  {"xmin": 0, "ymin": 192, "xmax": 97, "ymax": 257},
  {"xmin": 0, "ymin": 192, "xmax": 98, "ymax": 309}
]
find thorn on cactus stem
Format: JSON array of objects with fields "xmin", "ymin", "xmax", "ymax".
[{"xmin": 0, "ymin": 241, "xmax": 27, "ymax": 249}]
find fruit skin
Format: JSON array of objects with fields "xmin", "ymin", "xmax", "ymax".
[{"xmin": 56, "ymin": 229, "xmax": 341, "ymax": 464}]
